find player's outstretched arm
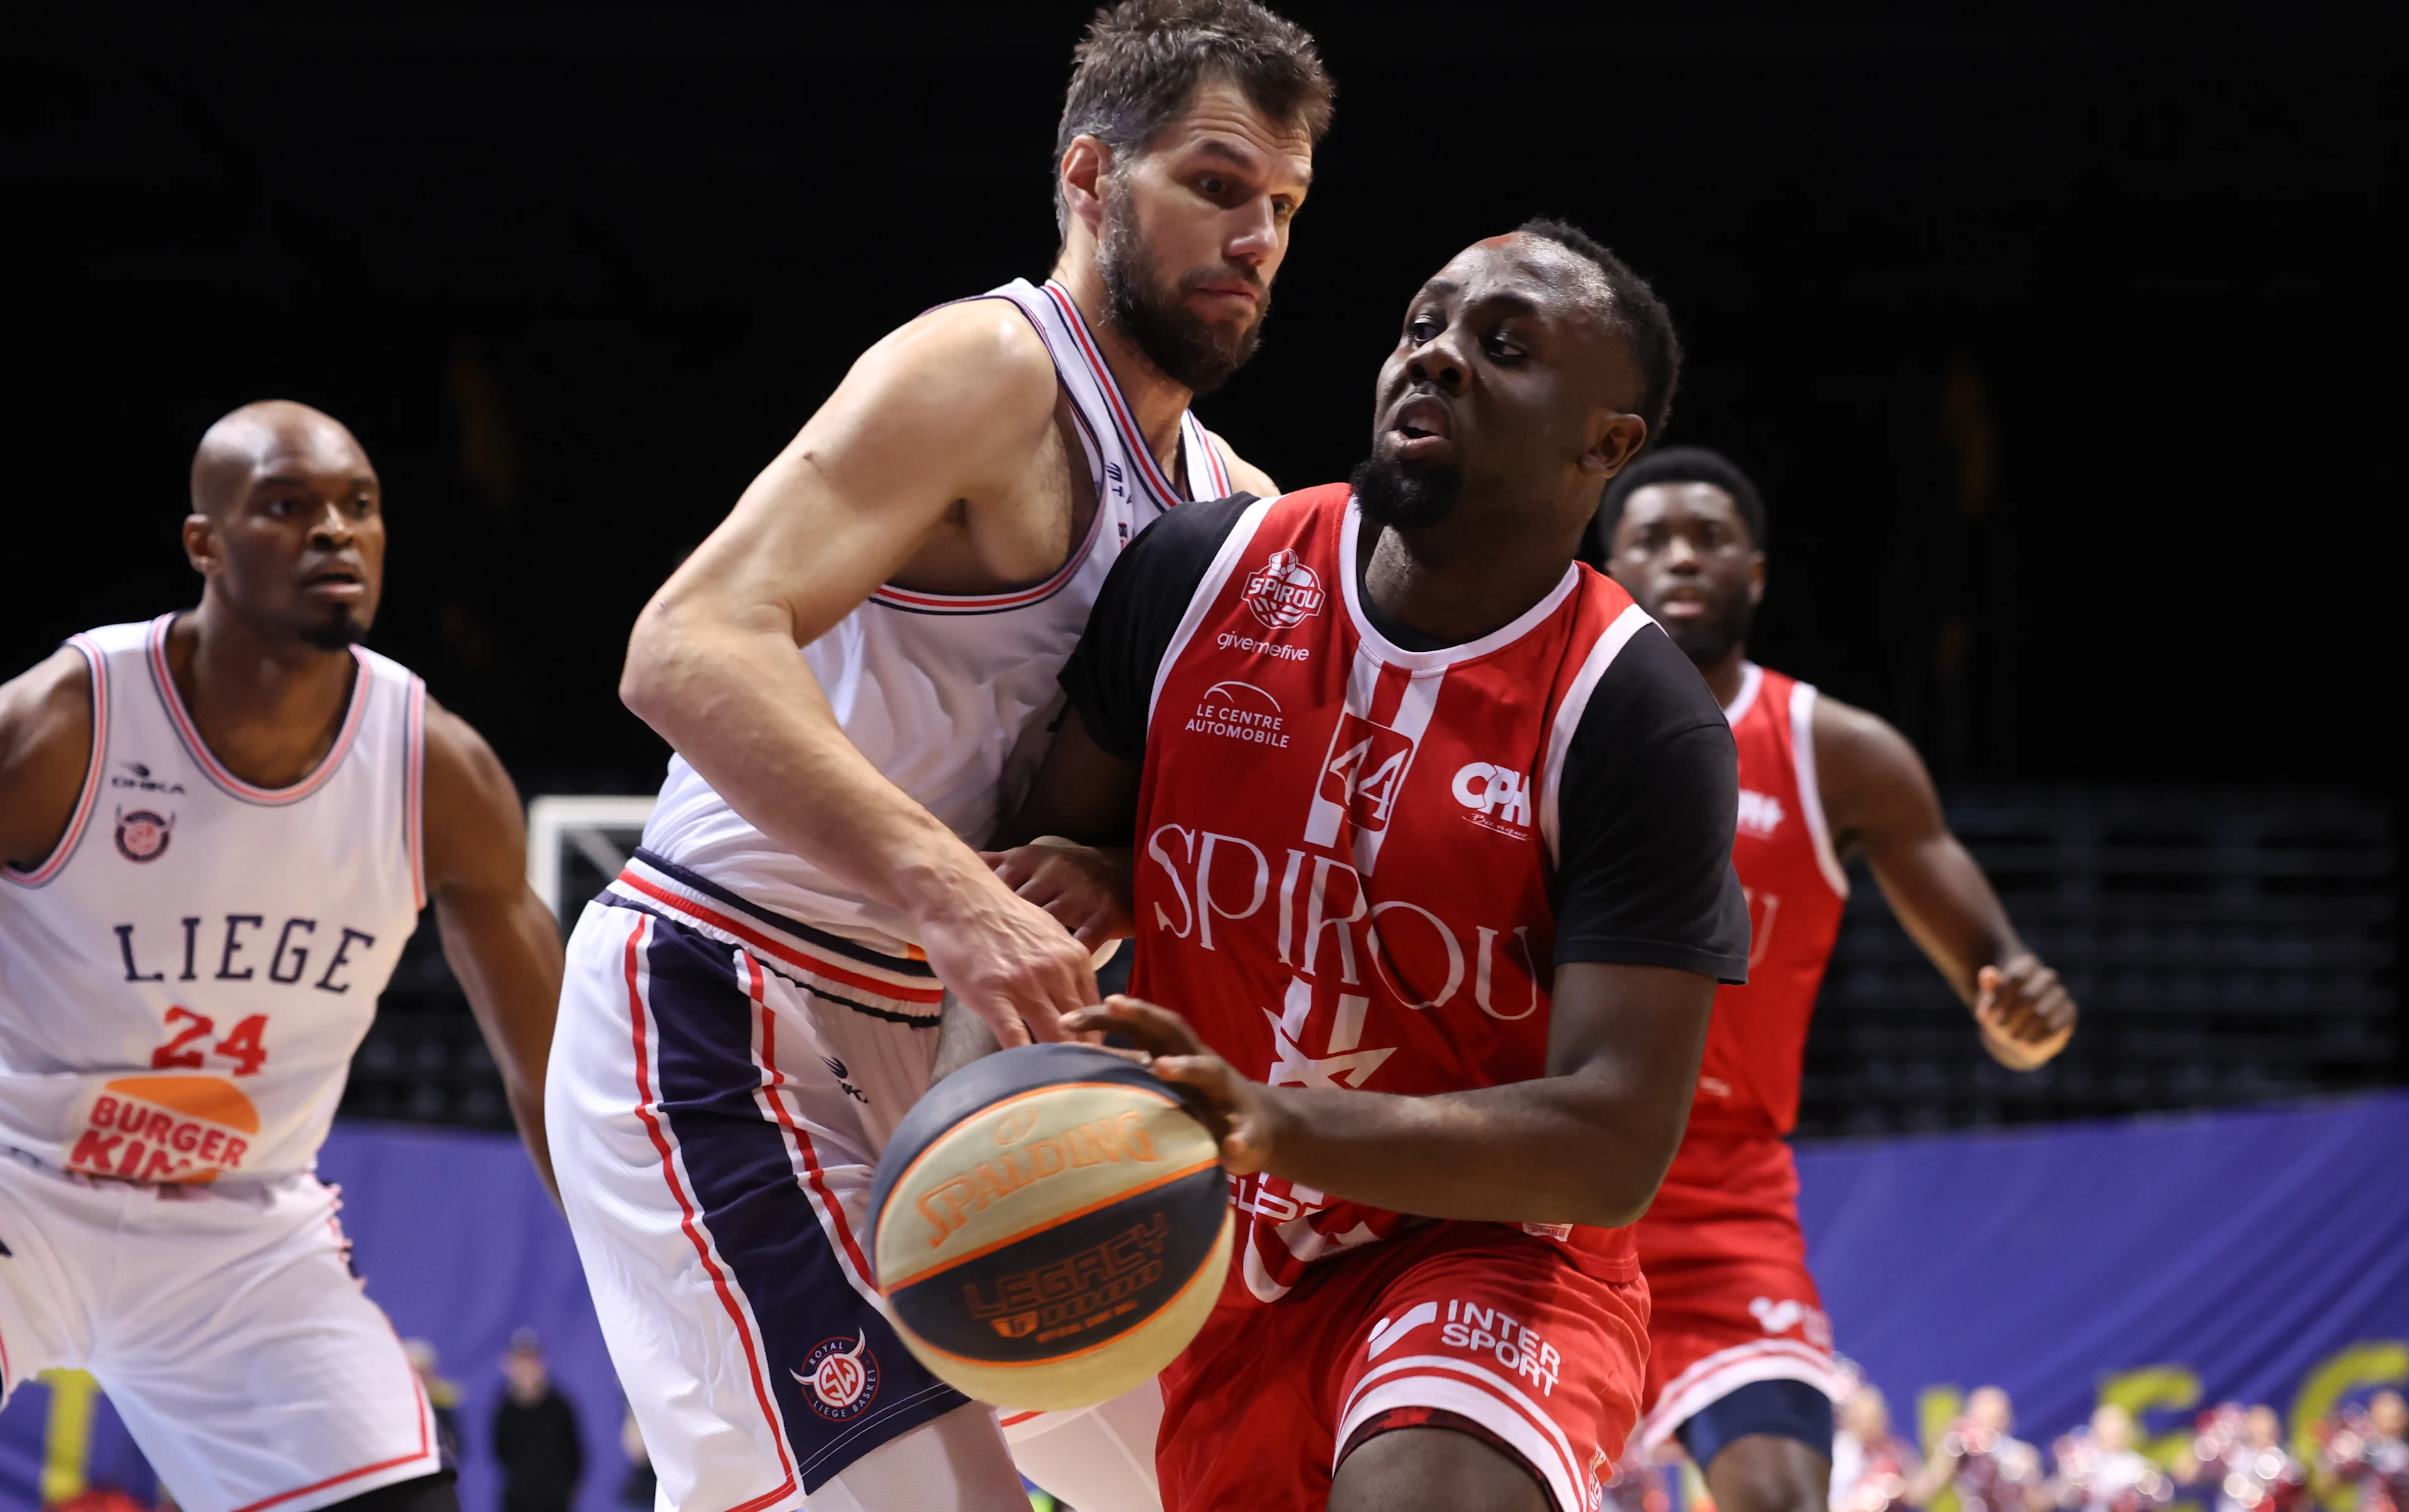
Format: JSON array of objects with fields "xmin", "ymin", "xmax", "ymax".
[
  {"xmin": 1072, "ymin": 961, "xmax": 1715, "ymax": 1228},
  {"xmin": 619, "ymin": 303, "xmax": 1100, "ymax": 1045},
  {"xmin": 419, "ymin": 698, "xmax": 565, "ymax": 1202},
  {"xmin": 1814, "ymin": 695, "xmax": 2075, "ymax": 1070},
  {"xmin": 0, "ymin": 647, "xmax": 95, "ymax": 873}
]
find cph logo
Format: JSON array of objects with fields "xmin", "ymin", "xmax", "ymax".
[
  {"xmin": 795, "ymin": 1332, "xmax": 880, "ymax": 1420},
  {"xmin": 1450, "ymin": 763, "xmax": 1530, "ymax": 833},
  {"xmin": 1243, "ymin": 550, "xmax": 1326, "ymax": 630}
]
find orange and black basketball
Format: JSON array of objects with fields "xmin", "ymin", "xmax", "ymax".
[{"xmin": 868, "ymin": 1042, "xmax": 1231, "ymax": 1411}]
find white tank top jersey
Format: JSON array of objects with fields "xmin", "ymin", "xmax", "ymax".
[
  {"xmin": 643, "ymin": 277, "xmax": 1235, "ymax": 956},
  {"xmin": 0, "ymin": 615, "xmax": 426, "ymax": 1185}
]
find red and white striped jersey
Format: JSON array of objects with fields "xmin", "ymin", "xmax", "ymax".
[
  {"xmin": 1685, "ymin": 661, "xmax": 1850, "ymax": 1141},
  {"xmin": 0, "ymin": 615, "xmax": 425, "ymax": 1183},
  {"xmin": 1065, "ymin": 483, "xmax": 1748, "ymax": 1304},
  {"xmin": 644, "ymin": 278, "xmax": 1232, "ymax": 960}
]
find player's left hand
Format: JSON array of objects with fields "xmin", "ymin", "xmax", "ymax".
[
  {"xmin": 1064, "ymin": 994, "xmax": 1282, "ymax": 1176},
  {"xmin": 979, "ymin": 838, "xmax": 1133, "ymax": 954},
  {"xmin": 1975, "ymin": 954, "xmax": 2076, "ymax": 1070}
]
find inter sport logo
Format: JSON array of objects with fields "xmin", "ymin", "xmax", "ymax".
[{"xmin": 1243, "ymin": 549, "xmax": 1325, "ymax": 630}]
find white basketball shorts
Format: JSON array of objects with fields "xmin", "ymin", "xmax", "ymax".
[
  {"xmin": 0, "ymin": 1153, "xmax": 442, "ymax": 1512},
  {"xmin": 550, "ymin": 866, "xmax": 1164, "ymax": 1512}
]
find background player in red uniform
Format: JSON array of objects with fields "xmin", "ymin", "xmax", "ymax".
[
  {"xmin": 1595, "ymin": 447, "xmax": 2077, "ymax": 1512},
  {"xmin": 976, "ymin": 221, "xmax": 1750, "ymax": 1512}
]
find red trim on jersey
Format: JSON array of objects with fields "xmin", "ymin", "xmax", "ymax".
[
  {"xmin": 1040, "ymin": 280, "xmax": 1194, "ymax": 510},
  {"xmin": 744, "ymin": 952, "xmax": 877, "ymax": 1294},
  {"xmin": 996, "ymin": 1410, "xmax": 1041, "ymax": 1428},
  {"xmin": 403, "ymin": 677, "xmax": 427, "ymax": 910},
  {"xmin": 146, "ymin": 614, "xmax": 371, "ymax": 806},
  {"xmin": 4, "ymin": 634, "xmax": 108, "ymax": 887},
  {"xmin": 624, "ymin": 917, "xmax": 804, "ymax": 1511},
  {"xmin": 868, "ymin": 289, "xmax": 1113, "ymax": 615},
  {"xmin": 226, "ymin": 1338, "xmax": 435, "ymax": 1512},
  {"xmin": 611, "ymin": 868, "xmax": 947, "ymax": 1005}
]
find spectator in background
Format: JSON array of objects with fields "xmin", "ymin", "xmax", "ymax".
[
  {"xmin": 403, "ymin": 1338, "xmax": 465, "ymax": 1468},
  {"xmin": 1832, "ymin": 1382, "xmax": 1924, "ymax": 1512},
  {"xmin": 1913, "ymin": 1387, "xmax": 2048, "ymax": 1512},
  {"xmin": 491, "ymin": 1329, "xmax": 582, "ymax": 1512},
  {"xmin": 2321, "ymin": 1391, "xmax": 2409, "ymax": 1512},
  {"xmin": 615, "ymin": 1406, "xmax": 654, "ymax": 1512},
  {"xmin": 2051, "ymin": 1404, "xmax": 2171, "ymax": 1512},
  {"xmin": 2182, "ymin": 1403, "xmax": 2305, "ymax": 1512}
]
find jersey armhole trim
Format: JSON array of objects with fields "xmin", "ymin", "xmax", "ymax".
[
  {"xmin": 869, "ymin": 292, "xmax": 1112, "ymax": 615},
  {"xmin": 1144, "ymin": 494, "xmax": 1283, "ymax": 732},
  {"xmin": 404, "ymin": 676, "xmax": 428, "ymax": 911},
  {"xmin": 1536, "ymin": 603, "xmax": 1657, "ymax": 862},
  {"xmin": 1790, "ymin": 682, "xmax": 1850, "ymax": 898},
  {"xmin": 3, "ymin": 634, "xmax": 108, "ymax": 888}
]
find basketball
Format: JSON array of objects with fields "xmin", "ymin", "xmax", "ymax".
[{"xmin": 867, "ymin": 1042, "xmax": 1232, "ymax": 1412}]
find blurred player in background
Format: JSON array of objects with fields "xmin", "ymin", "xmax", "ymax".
[
  {"xmin": 1831, "ymin": 1381, "xmax": 1923, "ymax": 1512},
  {"xmin": 2050, "ymin": 1403, "xmax": 2172, "ymax": 1512},
  {"xmin": 0, "ymin": 401, "xmax": 563, "ymax": 1512},
  {"xmin": 2321, "ymin": 1392, "xmax": 2409, "ymax": 1512},
  {"xmin": 989, "ymin": 220, "xmax": 1745, "ymax": 1512},
  {"xmin": 542, "ymin": 4, "xmax": 1328, "ymax": 1509},
  {"xmin": 1915, "ymin": 1388, "xmax": 2049, "ymax": 1512},
  {"xmin": 1598, "ymin": 446, "xmax": 2078, "ymax": 1512},
  {"xmin": 2183, "ymin": 1404, "xmax": 2305, "ymax": 1512}
]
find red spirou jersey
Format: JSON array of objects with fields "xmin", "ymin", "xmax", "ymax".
[
  {"xmin": 1682, "ymin": 662, "xmax": 1849, "ymax": 1142},
  {"xmin": 1127, "ymin": 483, "xmax": 1659, "ymax": 1304}
]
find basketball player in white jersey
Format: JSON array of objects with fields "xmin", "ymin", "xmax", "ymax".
[
  {"xmin": 0, "ymin": 401, "xmax": 566, "ymax": 1512},
  {"xmin": 542, "ymin": 4, "xmax": 1329, "ymax": 1510}
]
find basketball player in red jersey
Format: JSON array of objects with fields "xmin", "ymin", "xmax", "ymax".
[
  {"xmin": 971, "ymin": 221, "xmax": 1749, "ymax": 1512},
  {"xmin": 0, "ymin": 401, "xmax": 563, "ymax": 1512},
  {"xmin": 1594, "ymin": 446, "xmax": 2076, "ymax": 1512}
]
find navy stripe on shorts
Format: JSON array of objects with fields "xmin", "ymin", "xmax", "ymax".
[{"xmin": 639, "ymin": 910, "xmax": 967, "ymax": 1491}]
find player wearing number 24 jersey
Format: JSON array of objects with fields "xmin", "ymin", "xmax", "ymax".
[
  {"xmin": 962, "ymin": 222, "xmax": 1750, "ymax": 1512},
  {"xmin": 1592, "ymin": 447, "xmax": 2077, "ymax": 1512},
  {"xmin": 0, "ymin": 403, "xmax": 564, "ymax": 1512}
]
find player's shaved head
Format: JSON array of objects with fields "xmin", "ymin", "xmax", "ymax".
[
  {"xmin": 191, "ymin": 400, "xmax": 374, "ymax": 519},
  {"xmin": 181, "ymin": 400, "xmax": 386, "ymax": 652}
]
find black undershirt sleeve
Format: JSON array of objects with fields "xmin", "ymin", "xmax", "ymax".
[
  {"xmin": 1551, "ymin": 622, "xmax": 1753, "ymax": 983},
  {"xmin": 1058, "ymin": 494, "xmax": 1258, "ymax": 762}
]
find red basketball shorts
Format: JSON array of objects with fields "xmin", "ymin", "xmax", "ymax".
[
  {"xmin": 1632, "ymin": 1129, "xmax": 1848, "ymax": 1452},
  {"xmin": 1157, "ymin": 1220, "xmax": 1650, "ymax": 1512}
]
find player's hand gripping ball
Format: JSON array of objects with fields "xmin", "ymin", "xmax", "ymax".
[{"xmin": 868, "ymin": 1042, "xmax": 1231, "ymax": 1411}]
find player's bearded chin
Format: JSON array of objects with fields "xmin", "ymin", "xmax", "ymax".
[
  {"xmin": 1350, "ymin": 450, "xmax": 1463, "ymax": 531},
  {"xmin": 1098, "ymin": 183, "xmax": 1263, "ymax": 398},
  {"xmin": 1660, "ymin": 583, "xmax": 1752, "ymax": 668}
]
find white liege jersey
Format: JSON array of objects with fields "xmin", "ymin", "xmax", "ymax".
[
  {"xmin": 0, "ymin": 615, "xmax": 425, "ymax": 1185},
  {"xmin": 641, "ymin": 277, "xmax": 1233, "ymax": 955}
]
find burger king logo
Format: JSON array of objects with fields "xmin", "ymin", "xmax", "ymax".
[{"xmin": 68, "ymin": 1074, "xmax": 260, "ymax": 1183}]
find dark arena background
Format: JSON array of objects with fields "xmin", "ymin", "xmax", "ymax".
[{"xmin": 3, "ymin": 7, "xmax": 2401, "ymax": 1512}]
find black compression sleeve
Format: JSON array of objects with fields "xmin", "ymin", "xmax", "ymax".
[
  {"xmin": 1058, "ymin": 494, "xmax": 1257, "ymax": 761},
  {"xmin": 1551, "ymin": 624, "xmax": 1753, "ymax": 982}
]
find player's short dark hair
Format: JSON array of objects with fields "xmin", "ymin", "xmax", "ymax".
[
  {"xmin": 1594, "ymin": 445, "xmax": 1768, "ymax": 555},
  {"xmin": 1054, "ymin": 0, "xmax": 1334, "ymax": 232},
  {"xmin": 1513, "ymin": 217, "xmax": 1683, "ymax": 446}
]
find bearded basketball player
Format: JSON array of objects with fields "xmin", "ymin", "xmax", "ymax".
[
  {"xmin": 541, "ymin": 4, "xmax": 1329, "ymax": 1510},
  {"xmin": 1597, "ymin": 446, "xmax": 2077, "ymax": 1512},
  {"xmin": 0, "ymin": 401, "xmax": 565, "ymax": 1512},
  {"xmin": 967, "ymin": 220, "xmax": 1747, "ymax": 1512}
]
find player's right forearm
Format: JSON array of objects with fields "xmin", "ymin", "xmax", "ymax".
[{"xmin": 621, "ymin": 613, "xmax": 994, "ymax": 928}]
